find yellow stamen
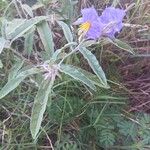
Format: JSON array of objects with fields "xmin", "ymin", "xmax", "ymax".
[{"xmin": 79, "ymin": 21, "xmax": 91, "ymax": 32}]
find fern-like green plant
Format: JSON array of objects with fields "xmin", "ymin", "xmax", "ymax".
[
  {"xmin": 98, "ymin": 129, "xmax": 116, "ymax": 148},
  {"xmin": 117, "ymin": 120, "xmax": 138, "ymax": 140}
]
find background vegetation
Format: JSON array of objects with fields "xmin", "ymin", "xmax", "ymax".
[{"xmin": 0, "ymin": 0, "xmax": 150, "ymax": 149}]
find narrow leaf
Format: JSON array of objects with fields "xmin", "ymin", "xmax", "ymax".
[
  {"xmin": 17, "ymin": 67, "xmax": 41, "ymax": 77},
  {"xmin": 0, "ymin": 60, "xmax": 3, "ymax": 68},
  {"xmin": 57, "ymin": 21, "xmax": 73, "ymax": 43},
  {"xmin": 1, "ymin": 19, "xmax": 7, "ymax": 38},
  {"xmin": 51, "ymin": 42, "xmax": 77, "ymax": 61},
  {"xmin": 61, "ymin": 0, "xmax": 73, "ymax": 21},
  {"xmin": 108, "ymin": 38, "xmax": 135, "ymax": 54},
  {"xmin": 8, "ymin": 59, "xmax": 24, "ymax": 81},
  {"xmin": 0, "ymin": 37, "xmax": 6, "ymax": 54},
  {"xmin": 22, "ymin": 4, "xmax": 34, "ymax": 17},
  {"xmin": 8, "ymin": 16, "xmax": 47, "ymax": 42},
  {"xmin": 30, "ymin": 79, "xmax": 53, "ymax": 139},
  {"xmin": 24, "ymin": 28, "xmax": 35, "ymax": 56},
  {"xmin": 81, "ymin": 40, "xmax": 96, "ymax": 47},
  {"xmin": 0, "ymin": 67, "xmax": 40, "ymax": 99},
  {"xmin": 0, "ymin": 76, "xmax": 26, "ymax": 99},
  {"xmin": 5, "ymin": 19, "xmax": 25, "ymax": 38},
  {"xmin": 37, "ymin": 21, "xmax": 54, "ymax": 58},
  {"xmin": 60, "ymin": 64, "xmax": 96, "ymax": 91},
  {"xmin": 94, "ymin": 95, "xmax": 127, "ymax": 100},
  {"xmin": 51, "ymin": 49, "xmax": 62, "ymax": 62},
  {"xmin": 72, "ymin": 66, "xmax": 109, "ymax": 89},
  {"xmin": 79, "ymin": 47, "xmax": 107, "ymax": 86}
]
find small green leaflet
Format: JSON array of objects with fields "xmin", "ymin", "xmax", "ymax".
[
  {"xmin": 117, "ymin": 120, "xmax": 138, "ymax": 140},
  {"xmin": 79, "ymin": 47, "xmax": 108, "ymax": 87},
  {"xmin": 57, "ymin": 21, "xmax": 73, "ymax": 43},
  {"xmin": 30, "ymin": 79, "xmax": 54, "ymax": 139},
  {"xmin": 60, "ymin": 64, "xmax": 96, "ymax": 91},
  {"xmin": 99, "ymin": 129, "xmax": 116, "ymax": 147}
]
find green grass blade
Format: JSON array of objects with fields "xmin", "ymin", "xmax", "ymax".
[
  {"xmin": 79, "ymin": 47, "xmax": 108, "ymax": 86},
  {"xmin": 60, "ymin": 64, "xmax": 96, "ymax": 91},
  {"xmin": 94, "ymin": 95, "xmax": 127, "ymax": 100},
  {"xmin": 30, "ymin": 79, "xmax": 53, "ymax": 139}
]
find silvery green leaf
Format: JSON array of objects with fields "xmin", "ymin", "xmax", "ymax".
[
  {"xmin": 0, "ymin": 67, "xmax": 40, "ymax": 99},
  {"xmin": 111, "ymin": 0, "xmax": 120, "ymax": 7},
  {"xmin": 57, "ymin": 21, "xmax": 73, "ymax": 43},
  {"xmin": 79, "ymin": 47, "xmax": 107, "ymax": 86},
  {"xmin": 8, "ymin": 59, "xmax": 24, "ymax": 81},
  {"xmin": 60, "ymin": 64, "xmax": 96, "ymax": 91},
  {"xmin": 81, "ymin": 40, "xmax": 96, "ymax": 47},
  {"xmin": 0, "ymin": 37, "xmax": 6, "ymax": 54},
  {"xmin": 108, "ymin": 38, "xmax": 135, "ymax": 54},
  {"xmin": 37, "ymin": 21, "xmax": 54, "ymax": 58},
  {"xmin": 51, "ymin": 49, "xmax": 62, "ymax": 62},
  {"xmin": 22, "ymin": 4, "xmax": 34, "ymax": 17},
  {"xmin": 61, "ymin": 0, "xmax": 73, "ymax": 21},
  {"xmin": 51, "ymin": 42, "xmax": 77, "ymax": 61},
  {"xmin": 8, "ymin": 16, "xmax": 47, "ymax": 42},
  {"xmin": 0, "ymin": 60, "xmax": 3, "ymax": 68},
  {"xmin": 5, "ymin": 19, "xmax": 25, "ymax": 38},
  {"xmin": 72, "ymin": 66, "xmax": 110, "ymax": 89},
  {"xmin": 30, "ymin": 79, "xmax": 53, "ymax": 139},
  {"xmin": 17, "ymin": 67, "xmax": 41, "ymax": 77},
  {"xmin": 24, "ymin": 27, "xmax": 35, "ymax": 56}
]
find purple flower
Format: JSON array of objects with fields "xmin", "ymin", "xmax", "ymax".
[
  {"xmin": 74, "ymin": 6, "xmax": 126, "ymax": 40},
  {"xmin": 99, "ymin": 7, "xmax": 126, "ymax": 37},
  {"xmin": 74, "ymin": 7, "xmax": 103, "ymax": 40}
]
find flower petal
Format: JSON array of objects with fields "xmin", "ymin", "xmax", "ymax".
[
  {"xmin": 99, "ymin": 7, "xmax": 125, "ymax": 37},
  {"xmin": 81, "ymin": 7, "xmax": 99, "ymax": 22},
  {"xmin": 86, "ymin": 21, "xmax": 104, "ymax": 39},
  {"xmin": 100, "ymin": 7, "xmax": 125, "ymax": 23}
]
